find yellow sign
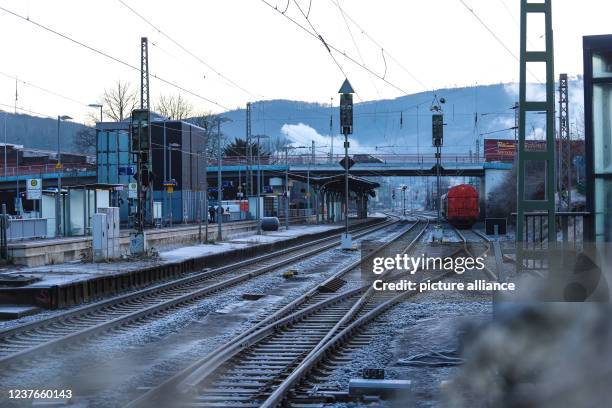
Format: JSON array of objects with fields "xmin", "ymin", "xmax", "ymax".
[
  {"xmin": 55, "ymin": 162, "xmax": 62, "ymax": 170},
  {"xmin": 166, "ymin": 185, "xmax": 174, "ymax": 193}
]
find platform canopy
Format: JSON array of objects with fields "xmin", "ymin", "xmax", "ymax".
[{"xmin": 291, "ymin": 174, "xmax": 379, "ymax": 197}]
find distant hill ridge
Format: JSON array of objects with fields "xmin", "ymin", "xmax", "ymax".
[{"xmin": 1, "ymin": 79, "xmax": 583, "ymax": 155}]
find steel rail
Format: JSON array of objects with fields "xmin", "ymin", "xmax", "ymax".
[
  {"xmin": 0, "ymin": 218, "xmax": 396, "ymax": 368},
  {"xmin": 452, "ymin": 225, "xmax": 497, "ymax": 281},
  {"xmin": 125, "ymin": 217, "xmax": 430, "ymax": 408}
]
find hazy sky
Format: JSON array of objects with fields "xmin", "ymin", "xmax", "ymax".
[{"xmin": 0, "ymin": 0, "xmax": 611, "ymax": 124}]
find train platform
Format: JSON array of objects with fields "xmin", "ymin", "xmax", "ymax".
[{"xmin": 0, "ymin": 216, "xmax": 384, "ymax": 311}]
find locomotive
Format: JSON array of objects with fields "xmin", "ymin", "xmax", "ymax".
[{"xmin": 441, "ymin": 184, "xmax": 479, "ymax": 228}]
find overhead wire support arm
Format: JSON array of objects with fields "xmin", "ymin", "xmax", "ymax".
[
  {"xmin": 0, "ymin": 5, "xmax": 230, "ymax": 111},
  {"xmin": 259, "ymin": 0, "xmax": 411, "ymax": 96}
]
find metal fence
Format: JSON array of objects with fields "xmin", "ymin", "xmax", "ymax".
[
  {"xmin": 0, "ymin": 214, "xmax": 7, "ymax": 260},
  {"xmin": 6, "ymin": 218, "xmax": 48, "ymax": 241}
]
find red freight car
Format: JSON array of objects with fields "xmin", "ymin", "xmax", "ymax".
[{"xmin": 441, "ymin": 184, "xmax": 479, "ymax": 229}]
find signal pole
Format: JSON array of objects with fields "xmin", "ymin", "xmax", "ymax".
[
  {"xmin": 217, "ymin": 120, "xmax": 224, "ymax": 241},
  {"xmin": 339, "ymin": 79, "xmax": 355, "ymax": 250},
  {"xmin": 246, "ymin": 102, "xmax": 252, "ymax": 197}
]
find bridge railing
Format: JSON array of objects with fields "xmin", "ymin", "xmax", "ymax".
[
  {"xmin": 0, "ymin": 163, "xmax": 97, "ymax": 177},
  {"xmin": 217, "ymin": 154, "xmax": 485, "ymax": 166}
]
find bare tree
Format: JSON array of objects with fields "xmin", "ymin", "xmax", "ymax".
[
  {"xmin": 73, "ymin": 128, "xmax": 97, "ymax": 153},
  {"xmin": 102, "ymin": 81, "xmax": 138, "ymax": 122},
  {"xmin": 155, "ymin": 94, "xmax": 193, "ymax": 120},
  {"xmin": 188, "ymin": 112, "xmax": 224, "ymax": 159}
]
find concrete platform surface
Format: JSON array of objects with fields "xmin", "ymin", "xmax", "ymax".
[
  {"xmin": 0, "ymin": 305, "xmax": 42, "ymax": 319},
  {"xmin": 0, "ymin": 217, "xmax": 384, "ymax": 309}
]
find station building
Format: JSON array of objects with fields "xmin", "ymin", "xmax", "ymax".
[
  {"xmin": 96, "ymin": 115, "xmax": 206, "ymax": 226},
  {"xmin": 583, "ymin": 35, "xmax": 612, "ymax": 242}
]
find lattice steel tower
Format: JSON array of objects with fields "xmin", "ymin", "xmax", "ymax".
[
  {"xmin": 516, "ymin": 0, "xmax": 556, "ymax": 243},
  {"xmin": 558, "ymin": 73, "xmax": 571, "ymax": 210},
  {"xmin": 141, "ymin": 37, "xmax": 150, "ymax": 110}
]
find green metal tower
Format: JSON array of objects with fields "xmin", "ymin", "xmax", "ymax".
[{"xmin": 516, "ymin": 0, "xmax": 557, "ymax": 249}]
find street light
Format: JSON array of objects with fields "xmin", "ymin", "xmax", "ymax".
[
  {"xmin": 168, "ymin": 142, "xmax": 181, "ymax": 227},
  {"xmin": 253, "ymin": 134, "xmax": 270, "ymax": 235},
  {"xmin": 56, "ymin": 115, "xmax": 72, "ymax": 237},
  {"xmin": 88, "ymin": 104, "xmax": 103, "ymax": 123},
  {"xmin": 216, "ymin": 116, "xmax": 233, "ymax": 241},
  {"xmin": 283, "ymin": 144, "xmax": 308, "ymax": 230}
]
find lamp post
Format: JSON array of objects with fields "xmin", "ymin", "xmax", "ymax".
[
  {"xmin": 168, "ymin": 142, "xmax": 181, "ymax": 227},
  {"xmin": 88, "ymin": 104, "xmax": 103, "ymax": 123},
  {"xmin": 56, "ymin": 115, "xmax": 72, "ymax": 237},
  {"xmin": 254, "ymin": 134, "xmax": 270, "ymax": 235},
  {"xmin": 215, "ymin": 116, "xmax": 232, "ymax": 241},
  {"xmin": 338, "ymin": 79, "xmax": 355, "ymax": 250},
  {"xmin": 402, "ymin": 185, "xmax": 407, "ymax": 216}
]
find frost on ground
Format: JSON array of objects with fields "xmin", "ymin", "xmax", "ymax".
[
  {"xmin": 321, "ymin": 273, "xmax": 493, "ymax": 408},
  {"xmin": 0, "ymin": 222, "xmax": 405, "ymax": 408}
]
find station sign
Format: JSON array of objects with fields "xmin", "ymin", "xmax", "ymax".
[
  {"xmin": 118, "ymin": 166, "xmax": 136, "ymax": 176},
  {"xmin": 26, "ymin": 178, "xmax": 42, "ymax": 200},
  {"xmin": 128, "ymin": 182, "xmax": 138, "ymax": 199},
  {"xmin": 339, "ymin": 156, "xmax": 355, "ymax": 170}
]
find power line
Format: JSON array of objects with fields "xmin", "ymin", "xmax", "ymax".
[
  {"xmin": 457, "ymin": 0, "xmax": 543, "ymax": 84},
  {"xmin": 0, "ymin": 71, "xmax": 89, "ymax": 107},
  {"xmin": 326, "ymin": 0, "xmax": 430, "ymax": 92},
  {"xmin": 0, "ymin": 5, "xmax": 231, "ymax": 111},
  {"xmin": 116, "ymin": 0, "xmax": 262, "ymax": 100},
  {"xmin": 332, "ymin": 0, "xmax": 381, "ymax": 98},
  {"xmin": 0, "ymin": 101, "xmax": 63, "ymax": 120},
  {"xmin": 290, "ymin": 0, "xmax": 350, "ymax": 83},
  {"xmin": 260, "ymin": 0, "xmax": 412, "ymax": 96}
]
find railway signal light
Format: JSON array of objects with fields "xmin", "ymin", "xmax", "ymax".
[{"xmin": 432, "ymin": 114, "xmax": 444, "ymax": 147}]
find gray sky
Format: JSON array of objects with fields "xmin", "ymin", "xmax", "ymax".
[{"xmin": 0, "ymin": 0, "xmax": 610, "ymax": 124}]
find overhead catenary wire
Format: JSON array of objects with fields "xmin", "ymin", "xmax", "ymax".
[
  {"xmin": 0, "ymin": 71, "xmax": 89, "ymax": 108},
  {"xmin": 0, "ymin": 5, "xmax": 231, "ymax": 111},
  {"xmin": 326, "ymin": 0, "xmax": 430, "ymax": 92},
  {"xmin": 290, "ymin": 0, "xmax": 350, "ymax": 86},
  {"xmin": 457, "ymin": 0, "xmax": 543, "ymax": 84},
  {"xmin": 259, "ymin": 0, "xmax": 412, "ymax": 97},
  {"xmin": 116, "ymin": 0, "xmax": 262, "ymax": 100},
  {"xmin": 0, "ymin": 101, "xmax": 57, "ymax": 119}
]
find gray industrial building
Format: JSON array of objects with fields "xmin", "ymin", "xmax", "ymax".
[{"xmin": 96, "ymin": 115, "xmax": 206, "ymax": 226}]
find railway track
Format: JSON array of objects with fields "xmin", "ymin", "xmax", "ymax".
[
  {"xmin": 257, "ymin": 224, "xmax": 495, "ymax": 408},
  {"xmin": 126, "ymin": 216, "xmax": 432, "ymax": 408},
  {"xmin": 0, "ymin": 218, "xmax": 399, "ymax": 368},
  {"xmin": 452, "ymin": 226, "xmax": 497, "ymax": 281}
]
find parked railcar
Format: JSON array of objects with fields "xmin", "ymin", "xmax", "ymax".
[{"xmin": 441, "ymin": 184, "xmax": 479, "ymax": 228}]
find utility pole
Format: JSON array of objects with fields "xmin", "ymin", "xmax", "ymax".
[
  {"xmin": 513, "ymin": 101, "xmax": 519, "ymax": 142},
  {"xmin": 339, "ymin": 79, "xmax": 355, "ymax": 250},
  {"xmin": 56, "ymin": 115, "xmax": 72, "ymax": 236},
  {"xmin": 197, "ymin": 151, "xmax": 202, "ymax": 242},
  {"xmin": 309, "ymin": 140, "xmax": 314, "ymax": 216},
  {"xmin": 203, "ymin": 136, "xmax": 209, "ymax": 243},
  {"xmin": 217, "ymin": 119, "xmax": 223, "ymax": 241},
  {"xmin": 129, "ymin": 37, "xmax": 151, "ymax": 254},
  {"xmin": 284, "ymin": 146, "xmax": 290, "ymax": 230},
  {"xmin": 256, "ymin": 133, "xmax": 263, "ymax": 234},
  {"xmin": 402, "ymin": 185, "xmax": 407, "ymax": 216},
  {"xmin": 329, "ymin": 97, "xmax": 334, "ymax": 162},
  {"xmin": 246, "ymin": 102, "xmax": 252, "ymax": 197},
  {"xmin": 559, "ymin": 73, "xmax": 571, "ymax": 210}
]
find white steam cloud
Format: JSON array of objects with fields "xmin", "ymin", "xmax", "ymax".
[{"xmin": 280, "ymin": 123, "xmax": 372, "ymax": 154}]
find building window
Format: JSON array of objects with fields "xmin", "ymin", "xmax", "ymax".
[
  {"xmin": 593, "ymin": 51, "xmax": 612, "ymax": 79},
  {"xmin": 593, "ymin": 83, "xmax": 612, "ymax": 174},
  {"xmin": 595, "ymin": 178, "xmax": 612, "ymax": 242}
]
